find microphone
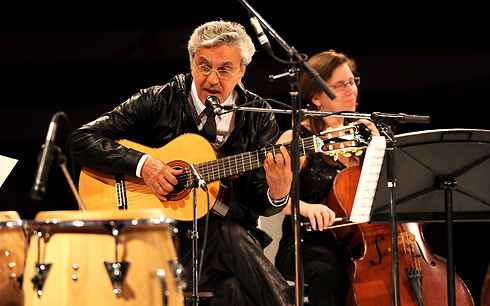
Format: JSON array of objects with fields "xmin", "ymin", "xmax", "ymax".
[
  {"xmin": 205, "ymin": 96, "xmax": 235, "ymax": 115},
  {"xmin": 190, "ymin": 164, "xmax": 207, "ymax": 192},
  {"xmin": 249, "ymin": 15, "xmax": 273, "ymax": 56},
  {"xmin": 205, "ymin": 96, "xmax": 223, "ymax": 115},
  {"xmin": 371, "ymin": 112, "xmax": 431, "ymax": 124},
  {"xmin": 30, "ymin": 112, "xmax": 61, "ymax": 200},
  {"xmin": 398, "ymin": 113, "xmax": 431, "ymax": 124}
]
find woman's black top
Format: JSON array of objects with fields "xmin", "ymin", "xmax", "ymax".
[{"xmin": 276, "ymin": 125, "xmax": 345, "ymax": 259}]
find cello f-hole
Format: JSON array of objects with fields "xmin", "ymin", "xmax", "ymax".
[
  {"xmin": 413, "ymin": 239, "xmax": 437, "ymax": 267},
  {"xmin": 370, "ymin": 234, "xmax": 385, "ymax": 266}
]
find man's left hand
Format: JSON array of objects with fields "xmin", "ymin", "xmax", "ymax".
[{"xmin": 263, "ymin": 145, "xmax": 292, "ymax": 200}]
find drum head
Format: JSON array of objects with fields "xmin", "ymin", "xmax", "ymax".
[
  {"xmin": 0, "ymin": 211, "xmax": 21, "ymax": 222},
  {"xmin": 35, "ymin": 208, "xmax": 171, "ymax": 222}
]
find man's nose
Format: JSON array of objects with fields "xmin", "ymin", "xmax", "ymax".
[{"xmin": 206, "ymin": 70, "xmax": 220, "ymax": 85}]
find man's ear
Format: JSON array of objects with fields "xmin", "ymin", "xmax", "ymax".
[{"xmin": 236, "ymin": 66, "xmax": 246, "ymax": 85}]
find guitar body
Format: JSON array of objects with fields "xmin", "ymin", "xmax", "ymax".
[
  {"xmin": 79, "ymin": 125, "xmax": 371, "ymax": 221},
  {"xmin": 79, "ymin": 134, "xmax": 223, "ymax": 221}
]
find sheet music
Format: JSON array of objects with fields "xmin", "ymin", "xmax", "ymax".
[
  {"xmin": 0, "ymin": 155, "xmax": 18, "ymax": 188},
  {"xmin": 350, "ymin": 136, "xmax": 386, "ymax": 223}
]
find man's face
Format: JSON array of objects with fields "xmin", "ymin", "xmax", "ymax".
[{"xmin": 191, "ymin": 44, "xmax": 246, "ymax": 105}]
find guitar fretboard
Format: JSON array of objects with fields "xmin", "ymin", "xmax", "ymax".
[
  {"xmin": 176, "ymin": 136, "xmax": 318, "ymax": 189},
  {"xmin": 174, "ymin": 123, "xmax": 369, "ymax": 190}
]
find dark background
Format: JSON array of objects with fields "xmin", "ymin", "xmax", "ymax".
[{"xmin": 1, "ymin": 1, "xmax": 488, "ymax": 303}]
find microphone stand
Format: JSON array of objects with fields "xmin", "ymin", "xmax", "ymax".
[
  {"xmin": 54, "ymin": 146, "xmax": 87, "ymax": 210},
  {"xmin": 377, "ymin": 123, "xmax": 401, "ymax": 306},
  {"xmin": 287, "ymin": 67, "xmax": 305, "ymax": 306},
  {"xmin": 189, "ymin": 164, "xmax": 207, "ymax": 306},
  {"xmin": 233, "ymin": 107, "xmax": 430, "ymax": 124},
  {"xmin": 238, "ymin": 3, "xmax": 430, "ymax": 305},
  {"xmin": 238, "ymin": 1, "xmax": 337, "ymax": 304}
]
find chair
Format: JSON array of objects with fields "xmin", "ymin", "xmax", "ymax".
[{"xmin": 257, "ymin": 214, "xmax": 309, "ymax": 304}]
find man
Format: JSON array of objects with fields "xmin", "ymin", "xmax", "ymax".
[{"xmin": 71, "ymin": 20, "xmax": 294, "ymax": 305}]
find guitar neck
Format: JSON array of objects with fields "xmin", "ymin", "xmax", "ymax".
[{"xmin": 179, "ymin": 135, "xmax": 318, "ymax": 188}]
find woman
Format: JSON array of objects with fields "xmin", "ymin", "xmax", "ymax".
[{"xmin": 275, "ymin": 49, "xmax": 379, "ymax": 305}]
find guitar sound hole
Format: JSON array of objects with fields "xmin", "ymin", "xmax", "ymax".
[
  {"xmin": 172, "ymin": 176, "xmax": 186, "ymax": 194},
  {"xmin": 167, "ymin": 161, "xmax": 191, "ymax": 201},
  {"xmin": 168, "ymin": 180, "xmax": 190, "ymax": 201}
]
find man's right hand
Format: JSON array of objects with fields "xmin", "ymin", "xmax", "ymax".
[{"xmin": 140, "ymin": 156, "xmax": 182, "ymax": 201}]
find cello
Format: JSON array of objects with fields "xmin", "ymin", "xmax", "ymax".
[{"xmin": 326, "ymin": 166, "xmax": 474, "ymax": 305}]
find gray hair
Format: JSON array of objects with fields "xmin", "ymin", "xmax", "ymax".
[{"xmin": 188, "ymin": 20, "xmax": 256, "ymax": 66}]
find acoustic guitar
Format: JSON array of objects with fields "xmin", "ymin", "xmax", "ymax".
[{"xmin": 79, "ymin": 124, "xmax": 371, "ymax": 221}]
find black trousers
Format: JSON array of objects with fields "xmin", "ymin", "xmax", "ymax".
[
  {"xmin": 275, "ymin": 241, "xmax": 350, "ymax": 306},
  {"xmin": 178, "ymin": 216, "xmax": 294, "ymax": 305}
]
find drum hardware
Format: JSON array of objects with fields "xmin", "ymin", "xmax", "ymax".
[
  {"xmin": 1, "ymin": 220, "xmax": 24, "ymax": 228},
  {"xmin": 5, "ymin": 252, "xmax": 18, "ymax": 280},
  {"xmin": 16, "ymin": 272, "xmax": 23, "ymax": 289},
  {"xmin": 157, "ymin": 269, "xmax": 169, "ymax": 306},
  {"xmin": 104, "ymin": 261, "xmax": 130, "ymax": 297},
  {"xmin": 71, "ymin": 264, "xmax": 78, "ymax": 281},
  {"xmin": 31, "ymin": 230, "xmax": 52, "ymax": 297},
  {"xmin": 103, "ymin": 221, "xmax": 130, "ymax": 298},
  {"xmin": 3, "ymin": 246, "xmax": 24, "ymax": 289},
  {"xmin": 169, "ymin": 259, "xmax": 186, "ymax": 294},
  {"xmin": 156, "ymin": 260, "xmax": 185, "ymax": 306},
  {"xmin": 32, "ymin": 263, "xmax": 51, "ymax": 297}
]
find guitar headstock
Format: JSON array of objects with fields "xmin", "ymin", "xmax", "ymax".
[{"xmin": 315, "ymin": 123, "xmax": 372, "ymax": 160}]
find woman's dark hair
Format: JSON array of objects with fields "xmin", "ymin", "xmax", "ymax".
[{"xmin": 299, "ymin": 49, "xmax": 357, "ymax": 134}]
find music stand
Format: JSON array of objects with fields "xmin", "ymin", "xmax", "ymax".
[{"xmin": 370, "ymin": 128, "xmax": 490, "ymax": 305}]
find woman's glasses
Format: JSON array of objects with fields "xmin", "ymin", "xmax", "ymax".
[{"xmin": 329, "ymin": 77, "xmax": 360, "ymax": 91}]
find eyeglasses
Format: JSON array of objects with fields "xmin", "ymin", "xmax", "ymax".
[
  {"xmin": 329, "ymin": 77, "xmax": 360, "ymax": 92},
  {"xmin": 193, "ymin": 60, "xmax": 242, "ymax": 80}
]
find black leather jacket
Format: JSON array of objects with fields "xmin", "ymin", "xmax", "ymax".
[{"xmin": 71, "ymin": 73, "xmax": 283, "ymax": 227}]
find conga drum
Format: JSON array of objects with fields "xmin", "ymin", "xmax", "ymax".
[
  {"xmin": 23, "ymin": 209, "xmax": 184, "ymax": 306},
  {"xmin": 0, "ymin": 211, "xmax": 25, "ymax": 306}
]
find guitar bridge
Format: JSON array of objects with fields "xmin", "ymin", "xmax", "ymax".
[{"xmin": 115, "ymin": 174, "xmax": 128, "ymax": 210}]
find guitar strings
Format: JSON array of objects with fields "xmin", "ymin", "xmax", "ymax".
[
  {"xmin": 174, "ymin": 137, "xmax": 317, "ymax": 186},
  {"xmin": 113, "ymin": 126, "xmax": 363, "ymax": 205},
  {"xmin": 121, "ymin": 133, "xmax": 356, "ymax": 195},
  {"xmin": 115, "ymin": 128, "xmax": 363, "ymax": 205},
  {"xmin": 174, "ymin": 133, "xmax": 360, "ymax": 186}
]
